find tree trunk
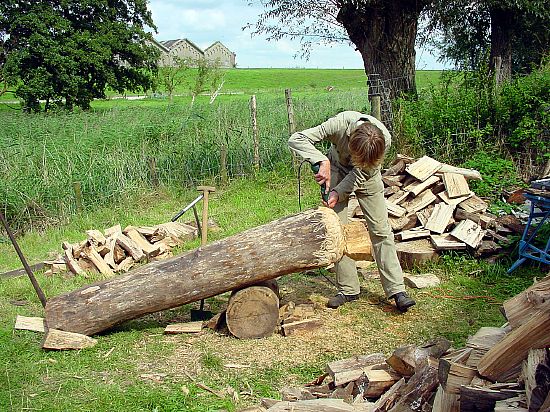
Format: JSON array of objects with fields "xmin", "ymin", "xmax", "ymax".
[
  {"xmin": 489, "ymin": 6, "xmax": 514, "ymax": 84},
  {"xmin": 337, "ymin": 0, "xmax": 426, "ymax": 100},
  {"xmin": 45, "ymin": 208, "xmax": 345, "ymax": 336}
]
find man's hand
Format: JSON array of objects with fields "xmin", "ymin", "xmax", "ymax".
[
  {"xmin": 314, "ymin": 160, "xmax": 331, "ymax": 198},
  {"xmin": 322, "ymin": 190, "xmax": 339, "ymax": 208}
]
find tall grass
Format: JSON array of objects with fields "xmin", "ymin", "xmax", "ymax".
[{"xmin": 0, "ymin": 89, "xmax": 370, "ymax": 230}]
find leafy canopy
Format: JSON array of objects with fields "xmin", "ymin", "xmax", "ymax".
[{"xmin": 0, "ymin": 0, "xmax": 159, "ymax": 111}]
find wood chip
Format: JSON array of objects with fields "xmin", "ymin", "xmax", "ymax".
[
  {"xmin": 42, "ymin": 329, "xmax": 97, "ymax": 350},
  {"xmin": 430, "ymin": 234, "xmax": 467, "ymax": 250},
  {"xmin": 403, "ymin": 273, "xmax": 441, "ymax": 288},
  {"xmin": 164, "ymin": 321, "xmax": 203, "ymax": 334},
  {"xmin": 15, "ymin": 315, "xmax": 45, "ymax": 332}
]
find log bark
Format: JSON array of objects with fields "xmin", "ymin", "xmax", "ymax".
[
  {"xmin": 45, "ymin": 208, "xmax": 345, "ymax": 336},
  {"xmin": 502, "ymin": 275, "xmax": 550, "ymax": 329}
]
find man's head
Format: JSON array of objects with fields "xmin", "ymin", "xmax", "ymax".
[{"xmin": 349, "ymin": 122, "xmax": 385, "ymax": 170}]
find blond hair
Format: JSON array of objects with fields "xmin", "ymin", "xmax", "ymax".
[{"xmin": 349, "ymin": 122, "xmax": 386, "ymax": 169}]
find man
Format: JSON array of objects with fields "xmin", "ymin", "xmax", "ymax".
[{"xmin": 288, "ymin": 110, "xmax": 416, "ymax": 312}]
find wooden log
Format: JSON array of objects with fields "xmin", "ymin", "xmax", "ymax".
[
  {"xmin": 86, "ymin": 229, "xmax": 106, "ymax": 246},
  {"xmin": 522, "ymin": 348, "xmax": 550, "ymax": 412},
  {"xmin": 402, "ymin": 189, "xmax": 437, "ymax": 214},
  {"xmin": 326, "ymin": 353, "xmax": 386, "ymax": 386},
  {"xmin": 358, "ymin": 368, "xmax": 401, "ymax": 398},
  {"xmin": 478, "ymin": 307, "xmax": 550, "ymax": 382},
  {"xmin": 45, "ymin": 208, "xmax": 345, "ymax": 336},
  {"xmin": 124, "ymin": 227, "xmax": 161, "ymax": 257},
  {"xmin": 459, "ymin": 195, "xmax": 488, "ymax": 213},
  {"xmin": 438, "ymin": 163, "xmax": 482, "ymax": 180},
  {"xmin": 343, "ymin": 221, "xmax": 373, "ymax": 261},
  {"xmin": 387, "ymin": 190, "xmax": 410, "ymax": 205},
  {"xmin": 395, "ymin": 239, "xmax": 439, "ymax": 270},
  {"xmin": 80, "ymin": 246, "xmax": 114, "ymax": 276},
  {"xmin": 386, "ymin": 200, "xmax": 407, "ymax": 218},
  {"xmin": 42, "ymin": 329, "xmax": 97, "ymax": 350},
  {"xmin": 389, "ymin": 213, "xmax": 418, "ymax": 232},
  {"xmin": 116, "ymin": 233, "xmax": 145, "ymax": 262},
  {"xmin": 383, "ymin": 159, "xmax": 406, "ymax": 176},
  {"xmin": 502, "ymin": 275, "xmax": 550, "ymax": 329},
  {"xmin": 104, "ymin": 224, "xmax": 122, "ymax": 237},
  {"xmin": 386, "ymin": 337, "xmax": 451, "ymax": 377},
  {"xmin": 396, "ymin": 228, "xmax": 431, "ymax": 241},
  {"xmin": 438, "ymin": 190, "xmax": 473, "ymax": 206},
  {"xmin": 226, "ymin": 285, "xmax": 280, "ymax": 339},
  {"xmin": 63, "ymin": 244, "xmax": 85, "ymax": 276}
]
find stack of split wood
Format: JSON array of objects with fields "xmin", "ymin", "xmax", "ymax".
[
  {"xmin": 246, "ymin": 274, "xmax": 550, "ymax": 412},
  {"xmin": 350, "ymin": 154, "xmax": 522, "ymax": 269},
  {"xmin": 43, "ymin": 222, "xmax": 198, "ymax": 277}
]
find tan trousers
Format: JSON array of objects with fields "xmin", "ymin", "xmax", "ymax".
[{"xmin": 331, "ymin": 165, "xmax": 405, "ymax": 298}]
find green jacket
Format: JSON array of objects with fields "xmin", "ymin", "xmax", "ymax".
[{"xmin": 288, "ymin": 111, "xmax": 391, "ymax": 201}]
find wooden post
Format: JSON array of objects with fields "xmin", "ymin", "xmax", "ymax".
[
  {"xmin": 371, "ymin": 95, "xmax": 381, "ymax": 121},
  {"xmin": 197, "ymin": 186, "xmax": 215, "ymax": 246},
  {"xmin": 148, "ymin": 157, "xmax": 159, "ymax": 187},
  {"xmin": 45, "ymin": 208, "xmax": 346, "ymax": 336},
  {"xmin": 72, "ymin": 181, "xmax": 83, "ymax": 213},
  {"xmin": 220, "ymin": 142, "xmax": 228, "ymax": 185},
  {"xmin": 249, "ymin": 95, "xmax": 259, "ymax": 173},
  {"xmin": 285, "ymin": 88, "xmax": 299, "ymax": 172}
]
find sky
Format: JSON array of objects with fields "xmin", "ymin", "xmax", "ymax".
[{"xmin": 148, "ymin": 0, "xmax": 450, "ymax": 70}]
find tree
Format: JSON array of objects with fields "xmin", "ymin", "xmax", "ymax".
[
  {"xmin": 158, "ymin": 56, "xmax": 192, "ymax": 101},
  {"xmin": 423, "ymin": 1, "xmax": 550, "ymax": 81},
  {"xmin": 188, "ymin": 58, "xmax": 224, "ymax": 106},
  {"xmin": 0, "ymin": 0, "xmax": 159, "ymax": 112},
  {"xmin": 246, "ymin": 0, "xmax": 429, "ymax": 99}
]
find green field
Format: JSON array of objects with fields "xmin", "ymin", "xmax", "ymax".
[{"xmin": 2, "ymin": 67, "xmax": 543, "ymax": 412}]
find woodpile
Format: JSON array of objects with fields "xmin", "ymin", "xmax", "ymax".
[
  {"xmin": 42, "ymin": 221, "xmax": 198, "ymax": 277},
  {"xmin": 349, "ymin": 155, "xmax": 522, "ymax": 269},
  {"xmin": 244, "ymin": 274, "xmax": 550, "ymax": 412}
]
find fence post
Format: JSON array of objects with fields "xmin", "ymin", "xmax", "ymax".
[
  {"xmin": 250, "ymin": 95, "xmax": 260, "ymax": 173},
  {"xmin": 220, "ymin": 141, "xmax": 228, "ymax": 185},
  {"xmin": 285, "ymin": 89, "xmax": 300, "ymax": 172},
  {"xmin": 72, "ymin": 181, "xmax": 83, "ymax": 213},
  {"xmin": 370, "ymin": 95, "xmax": 381, "ymax": 121},
  {"xmin": 148, "ymin": 157, "xmax": 159, "ymax": 187}
]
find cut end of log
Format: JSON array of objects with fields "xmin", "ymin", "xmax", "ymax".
[{"xmin": 312, "ymin": 207, "xmax": 346, "ymax": 266}]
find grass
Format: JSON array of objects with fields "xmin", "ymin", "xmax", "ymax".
[{"xmin": 0, "ymin": 172, "xmax": 543, "ymax": 412}]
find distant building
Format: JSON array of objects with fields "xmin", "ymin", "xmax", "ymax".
[{"xmin": 153, "ymin": 38, "xmax": 236, "ymax": 68}]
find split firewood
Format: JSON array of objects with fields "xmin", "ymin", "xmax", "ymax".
[
  {"xmin": 356, "ymin": 367, "xmax": 401, "ymax": 398},
  {"xmin": 438, "ymin": 190, "xmax": 473, "ymax": 206},
  {"xmin": 502, "ymin": 274, "xmax": 550, "ymax": 329},
  {"xmin": 385, "ymin": 357, "xmax": 439, "ymax": 412},
  {"xmin": 371, "ymin": 377, "xmax": 405, "ymax": 412},
  {"xmin": 86, "ymin": 229, "xmax": 107, "ymax": 246},
  {"xmin": 387, "ymin": 190, "xmax": 409, "ymax": 205},
  {"xmin": 80, "ymin": 246, "xmax": 114, "ymax": 276},
  {"xmin": 386, "ymin": 200, "xmax": 407, "ymax": 218},
  {"xmin": 437, "ymin": 163, "xmax": 482, "ymax": 180},
  {"xmin": 424, "ymin": 203, "xmax": 455, "ymax": 234},
  {"xmin": 430, "ymin": 234, "xmax": 467, "ymax": 251},
  {"xmin": 281, "ymin": 318, "xmax": 323, "ymax": 337},
  {"xmin": 386, "ymin": 337, "xmax": 451, "ymax": 377},
  {"xmin": 404, "ymin": 175, "xmax": 440, "ymax": 197},
  {"xmin": 117, "ymin": 256, "xmax": 134, "ymax": 272},
  {"xmin": 382, "ymin": 175, "xmax": 405, "ymax": 187},
  {"xmin": 431, "ymin": 385, "xmax": 459, "ymax": 412},
  {"xmin": 442, "ymin": 172, "xmax": 470, "ymax": 198},
  {"xmin": 402, "ymin": 189, "xmax": 437, "ymax": 214},
  {"xmin": 478, "ymin": 306, "xmax": 550, "ymax": 382},
  {"xmin": 265, "ymin": 398, "xmax": 356, "ymax": 411},
  {"xmin": 438, "ymin": 358, "xmax": 477, "ymax": 394},
  {"xmin": 522, "ymin": 348, "xmax": 550, "ymax": 412},
  {"xmin": 15, "ymin": 315, "xmax": 45, "ymax": 332},
  {"xmin": 326, "ymin": 353, "xmax": 387, "ymax": 386},
  {"xmin": 62, "ymin": 244, "xmax": 85, "ymax": 276},
  {"xmin": 459, "ymin": 385, "xmax": 520, "ymax": 412},
  {"xmin": 396, "ymin": 228, "xmax": 431, "ymax": 241},
  {"xmin": 42, "ymin": 329, "xmax": 97, "ymax": 350},
  {"xmin": 383, "ymin": 159, "xmax": 406, "ymax": 176},
  {"xmin": 389, "ymin": 213, "xmax": 418, "ymax": 232},
  {"xmin": 164, "ymin": 321, "xmax": 203, "ymax": 334},
  {"xmin": 405, "ymin": 156, "xmax": 442, "ymax": 182},
  {"xmin": 459, "ymin": 194, "xmax": 489, "ymax": 213},
  {"xmin": 104, "ymin": 224, "xmax": 122, "ymax": 237},
  {"xmin": 103, "ymin": 237, "xmax": 118, "ymax": 271},
  {"xmin": 124, "ymin": 226, "xmax": 161, "ymax": 257},
  {"xmin": 450, "ymin": 219, "xmax": 485, "ymax": 248},
  {"xmin": 116, "ymin": 233, "xmax": 145, "ymax": 262}
]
